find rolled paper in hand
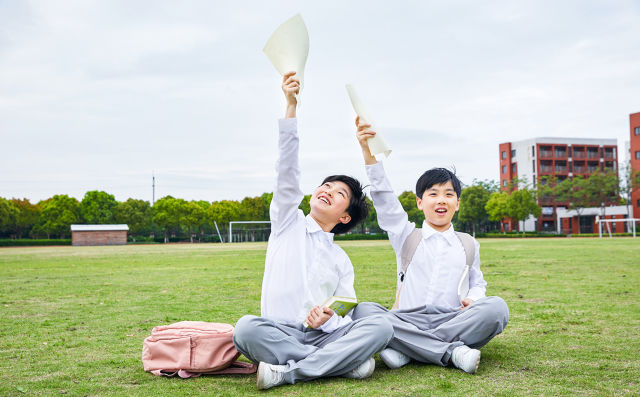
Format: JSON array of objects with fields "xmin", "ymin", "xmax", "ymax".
[
  {"xmin": 346, "ymin": 84, "xmax": 392, "ymax": 157},
  {"xmin": 263, "ymin": 14, "xmax": 309, "ymax": 103}
]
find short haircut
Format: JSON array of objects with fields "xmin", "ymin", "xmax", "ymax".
[
  {"xmin": 415, "ymin": 168, "xmax": 462, "ymax": 199},
  {"xmin": 321, "ymin": 175, "xmax": 369, "ymax": 234}
]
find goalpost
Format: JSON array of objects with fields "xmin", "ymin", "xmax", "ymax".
[
  {"xmin": 228, "ymin": 221, "xmax": 271, "ymax": 243},
  {"xmin": 595, "ymin": 217, "xmax": 639, "ymax": 238}
]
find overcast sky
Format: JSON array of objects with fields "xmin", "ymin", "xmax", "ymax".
[{"xmin": 1, "ymin": 1, "xmax": 639, "ymax": 204}]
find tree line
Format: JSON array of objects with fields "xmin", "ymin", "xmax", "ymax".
[{"xmin": 1, "ymin": 167, "xmax": 636, "ymax": 241}]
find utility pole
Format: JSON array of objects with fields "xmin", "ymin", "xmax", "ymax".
[{"xmin": 152, "ymin": 172, "xmax": 155, "ymax": 206}]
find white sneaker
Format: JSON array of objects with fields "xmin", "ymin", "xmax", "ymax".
[
  {"xmin": 256, "ymin": 362, "xmax": 286, "ymax": 390},
  {"xmin": 451, "ymin": 345, "xmax": 481, "ymax": 374},
  {"xmin": 380, "ymin": 348, "xmax": 411, "ymax": 369},
  {"xmin": 343, "ymin": 357, "xmax": 376, "ymax": 379}
]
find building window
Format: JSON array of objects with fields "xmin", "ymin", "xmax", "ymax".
[
  {"xmin": 502, "ymin": 179, "xmax": 507, "ymax": 187},
  {"xmin": 502, "ymin": 165, "xmax": 507, "ymax": 174},
  {"xmin": 532, "ymin": 146, "xmax": 535, "ymax": 156},
  {"xmin": 636, "ymin": 126, "xmax": 640, "ymax": 136},
  {"xmin": 511, "ymin": 149, "xmax": 516, "ymax": 157},
  {"xmin": 636, "ymin": 151, "xmax": 640, "ymax": 160},
  {"xmin": 502, "ymin": 151, "xmax": 507, "ymax": 159},
  {"xmin": 532, "ymin": 160, "xmax": 536, "ymax": 172},
  {"xmin": 511, "ymin": 164, "xmax": 516, "ymax": 174}
]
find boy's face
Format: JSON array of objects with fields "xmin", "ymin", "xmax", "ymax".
[
  {"xmin": 416, "ymin": 181, "xmax": 459, "ymax": 232},
  {"xmin": 309, "ymin": 181, "xmax": 352, "ymax": 227}
]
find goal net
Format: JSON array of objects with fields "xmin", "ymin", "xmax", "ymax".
[{"xmin": 228, "ymin": 221, "xmax": 272, "ymax": 242}]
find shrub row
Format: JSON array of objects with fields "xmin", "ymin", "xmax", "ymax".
[
  {"xmin": 0, "ymin": 239, "xmax": 72, "ymax": 247},
  {"xmin": 476, "ymin": 232, "xmax": 566, "ymax": 238},
  {"xmin": 335, "ymin": 233, "xmax": 389, "ymax": 241}
]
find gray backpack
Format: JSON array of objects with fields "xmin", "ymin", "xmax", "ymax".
[{"xmin": 392, "ymin": 228, "xmax": 475, "ymax": 309}]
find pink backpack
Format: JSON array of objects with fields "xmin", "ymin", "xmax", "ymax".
[{"xmin": 142, "ymin": 321, "xmax": 257, "ymax": 378}]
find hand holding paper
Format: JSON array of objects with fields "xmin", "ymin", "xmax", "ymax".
[
  {"xmin": 263, "ymin": 14, "xmax": 309, "ymax": 103},
  {"xmin": 346, "ymin": 84, "xmax": 391, "ymax": 157}
]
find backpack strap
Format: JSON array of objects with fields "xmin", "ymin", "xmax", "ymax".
[
  {"xmin": 399, "ymin": 227, "xmax": 423, "ymax": 281},
  {"xmin": 392, "ymin": 228, "xmax": 475, "ymax": 309},
  {"xmin": 454, "ymin": 231, "xmax": 475, "ymax": 269},
  {"xmin": 152, "ymin": 361, "xmax": 258, "ymax": 378},
  {"xmin": 392, "ymin": 227, "xmax": 422, "ymax": 309},
  {"xmin": 454, "ymin": 231, "xmax": 475, "ymax": 302}
]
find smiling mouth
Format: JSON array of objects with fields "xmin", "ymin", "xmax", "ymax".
[
  {"xmin": 319, "ymin": 196, "xmax": 330, "ymax": 205},
  {"xmin": 435, "ymin": 208, "xmax": 447, "ymax": 214}
]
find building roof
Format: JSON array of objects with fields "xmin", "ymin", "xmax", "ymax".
[
  {"xmin": 70, "ymin": 224, "xmax": 129, "ymax": 231},
  {"xmin": 508, "ymin": 137, "xmax": 617, "ymax": 146}
]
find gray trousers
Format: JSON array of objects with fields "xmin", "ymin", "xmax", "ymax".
[
  {"xmin": 233, "ymin": 314, "xmax": 393, "ymax": 384},
  {"xmin": 352, "ymin": 296, "xmax": 509, "ymax": 367}
]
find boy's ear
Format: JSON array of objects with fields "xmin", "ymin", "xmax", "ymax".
[
  {"xmin": 416, "ymin": 196, "xmax": 423, "ymax": 210},
  {"xmin": 454, "ymin": 198, "xmax": 460, "ymax": 211},
  {"xmin": 338, "ymin": 214, "xmax": 351, "ymax": 225}
]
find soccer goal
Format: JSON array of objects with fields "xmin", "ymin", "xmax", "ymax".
[
  {"xmin": 228, "ymin": 221, "xmax": 272, "ymax": 243},
  {"xmin": 595, "ymin": 217, "xmax": 639, "ymax": 238}
]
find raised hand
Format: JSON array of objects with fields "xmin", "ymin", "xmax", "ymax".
[{"xmin": 355, "ymin": 116, "xmax": 377, "ymax": 165}]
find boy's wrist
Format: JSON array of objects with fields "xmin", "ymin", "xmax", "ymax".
[{"xmin": 285, "ymin": 102, "xmax": 297, "ymax": 118}]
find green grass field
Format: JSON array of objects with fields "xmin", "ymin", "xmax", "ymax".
[{"xmin": 1, "ymin": 239, "xmax": 639, "ymax": 396}]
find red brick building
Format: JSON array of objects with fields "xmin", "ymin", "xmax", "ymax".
[
  {"xmin": 630, "ymin": 112, "xmax": 640, "ymax": 219},
  {"xmin": 499, "ymin": 138, "xmax": 618, "ymax": 232},
  {"xmin": 71, "ymin": 224, "xmax": 129, "ymax": 246}
]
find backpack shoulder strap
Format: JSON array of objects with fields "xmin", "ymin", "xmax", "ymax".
[
  {"xmin": 455, "ymin": 231, "xmax": 475, "ymax": 269},
  {"xmin": 399, "ymin": 227, "xmax": 423, "ymax": 280}
]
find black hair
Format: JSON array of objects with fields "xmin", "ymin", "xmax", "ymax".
[
  {"xmin": 321, "ymin": 175, "xmax": 369, "ymax": 234},
  {"xmin": 415, "ymin": 168, "xmax": 462, "ymax": 199}
]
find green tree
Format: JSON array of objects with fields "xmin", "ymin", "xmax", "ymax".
[
  {"xmin": 152, "ymin": 196, "xmax": 185, "ymax": 243},
  {"xmin": 9, "ymin": 198, "xmax": 41, "ymax": 239},
  {"xmin": 183, "ymin": 201, "xmax": 208, "ymax": 243},
  {"xmin": 239, "ymin": 195, "xmax": 270, "ymax": 221},
  {"xmin": 556, "ymin": 176, "xmax": 590, "ymax": 233},
  {"xmin": 458, "ymin": 185, "xmax": 491, "ymax": 236},
  {"xmin": 584, "ymin": 170, "xmax": 620, "ymax": 213},
  {"xmin": 485, "ymin": 191, "xmax": 509, "ymax": 233},
  {"xmin": 506, "ymin": 188, "xmax": 541, "ymax": 234},
  {"xmin": 298, "ymin": 194, "xmax": 311, "ymax": 215},
  {"xmin": 114, "ymin": 199, "xmax": 152, "ymax": 241},
  {"xmin": 0, "ymin": 198, "xmax": 20, "ymax": 237},
  {"xmin": 398, "ymin": 191, "xmax": 425, "ymax": 225},
  {"xmin": 207, "ymin": 200, "xmax": 241, "ymax": 242},
  {"xmin": 37, "ymin": 195, "xmax": 81, "ymax": 238},
  {"xmin": 80, "ymin": 191, "xmax": 118, "ymax": 224}
]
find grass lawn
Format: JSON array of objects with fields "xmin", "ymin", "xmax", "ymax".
[{"xmin": 1, "ymin": 238, "xmax": 639, "ymax": 396}]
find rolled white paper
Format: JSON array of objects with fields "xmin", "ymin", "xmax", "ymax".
[
  {"xmin": 263, "ymin": 14, "xmax": 309, "ymax": 101},
  {"xmin": 346, "ymin": 84, "xmax": 391, "ymax": 157}
]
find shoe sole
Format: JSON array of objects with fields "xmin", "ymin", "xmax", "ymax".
[
  {"xmin": 380, "ymin": 350, "xmax": 409, "ymax": 369},
  {"xmin": 469, "ymin": 350, "xmax": 481, "ymax": 374},
  {"xmin": 256, "ymin": 362, "xmax": 267, "ymax": 390},
  {"xmin": 343, "ymin": 357, "xmax": 375, "ymax": 379}
]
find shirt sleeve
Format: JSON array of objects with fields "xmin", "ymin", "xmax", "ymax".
[
  {"xmin": 366, "ymin": 161, "xmax": 415, "ymax": 254},
  {"xmin": 270, "ymin": 118, "xmax": 304, "ymax": 236},
  {"xmin": 318, "ymin": 250, "xmax": 355, "ymax": 333},
  {"xmin": 467, "ymin": 239, "xmax": 487, "ymax": 301}
]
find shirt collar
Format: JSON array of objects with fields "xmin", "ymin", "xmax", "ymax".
[
  {"xmin": 421, "ymin": 221, "xmax": 456, "ymax": 245},
  {"xmin": 306, "ymin": 214, "xmax": 335, "ymax": 242}
]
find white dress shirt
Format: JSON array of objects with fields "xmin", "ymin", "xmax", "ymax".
[
  {"xmin": 260, "ymin": 118, "xmax": 355, "ymax": 333},
  {"xmin": 366, "ymin": 161, "xmax": 487, "ymax": 310}
]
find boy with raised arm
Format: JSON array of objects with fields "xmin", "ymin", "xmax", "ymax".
[
  {"xmin": 232, "ymin": 73, "xmax": 393, "ymax": 390},
  {"xmin": 352, "ymin": 118, "xmax": 509, "ymax": 374}
]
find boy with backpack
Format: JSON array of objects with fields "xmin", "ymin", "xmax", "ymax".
[
  {"xmin": 232, "ymin": 72, "xmax": 393, "ymax": 390},
  {"xmin": 352, "ymin": 118, "xmax": 509, "ymax": 374}
]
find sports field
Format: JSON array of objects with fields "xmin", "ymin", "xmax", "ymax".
[{"xmin": 1, "ymin": 239, "xmax": 638, "ymax": 396}]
